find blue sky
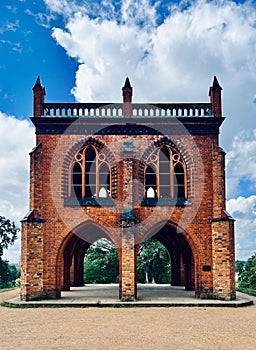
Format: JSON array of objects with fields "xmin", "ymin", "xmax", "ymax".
[
  {"xmin": 0, "ymin": 0, "xmax": 256, "ymax": 262},
  {"xmin": 0, "ymin": 0, "xmax": 77, "ymax": 118}
]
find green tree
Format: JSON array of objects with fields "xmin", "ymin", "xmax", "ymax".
[
  {"xmin": 84, "ymin": 238, "xmax": 119, "ymax": 284},
  {"xmin": 0, "ymin": 215, "xmax": 19, "ymax": 289},
  {"xmin": 0, "ymin": 262, "xmax": 19, "ymax": 289},
  {"xmin": 236, "ymin": 254, "xmax": 256, "ymax": 290},
  {"xmin": 137, "ymin": 238, "xmax": 170, "ymax": 284},
  {"xmin": 0, "ymin": 216, "xmax": 18, "ymax": 257},
  {"xmin": 83, "ymin": 238, "xmax": 170, "ymax": 285}
]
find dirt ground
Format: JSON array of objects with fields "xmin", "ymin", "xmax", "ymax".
[{"xmin": 1, "ymin": 289, "xmax": 256, "ymax": 350}]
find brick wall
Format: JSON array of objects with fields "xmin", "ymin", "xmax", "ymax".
[
  {"xmin": 21, "ymin": 76, "xmax": 236, "ymax": 301},
  {"xmin": 20, "ymin": 128, "xmax": 236, "ymax": 300}
]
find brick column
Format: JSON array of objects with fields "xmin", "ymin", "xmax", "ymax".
[
  {"xmin": 119, "ymin": 156, "xmax": 137, "ymax": 300},
  {"xmin": 20, "ymin": 215, "xmax": 44, "ymax": 301},
  {"xmin": 121, "ymin": 227, "xmax": 136, "ymax": 300},
  {"xmin": 211, "ymin": 218, "xmax": 236, "ymax": 300},
  {"xmin": 211, "ymin": 143, "xmax": 236, "ymax": 300},
  {"xmin": 212, "ymin": 146, "xmax": 226, "ymax": 216}
]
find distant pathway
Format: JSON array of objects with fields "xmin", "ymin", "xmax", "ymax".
[{"xmin": 0, "ymin": 288, "xmax": 19, "ymax": 302}]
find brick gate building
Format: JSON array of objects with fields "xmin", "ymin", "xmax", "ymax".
[{"xmin": 20, "ymin": 76, "xmax": 236, "ymax": 301}]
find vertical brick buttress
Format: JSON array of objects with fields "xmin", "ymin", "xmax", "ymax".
[{"xmin": 211, "ymin": 146, "xmax": 236, "ymax": 300}]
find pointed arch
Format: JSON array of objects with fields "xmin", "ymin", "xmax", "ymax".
[
  {"xmin": 56, "ymin": 220, "xmax": 118, "ymax": 291},
  {"xmin": 141, "ymin": 220, "xmax": 201, "ymax": 292},
  {"xmin": 141, "ymin": 140, "xmax": 188, "ymax": 201},
  {"xmin": 84, "ymin": 146, "xmax": 97, "ymax": 197},
  {"xmin": 145, "ymin": 164, "xmax": 157, "ymax": 198},
  {"xmin": 159, "ymin": 145, "xmax": 171, "ymax": 197},
  {"xmin": 174, "ymin": 163, "xmax": 186, "ymax": 198},
  {"xmin": 99, "ymin": 162, "xmax": 111, "ymax": 195},
  {"xmin": 140, "ymin": 136, "xmax": 193, "ymax": 202},
  {"xmin": 62, "ymin": 138, "xmax": 115, "ymax": 201}
]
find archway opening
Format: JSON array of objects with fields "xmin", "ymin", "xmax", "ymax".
[
  {"xmin": 137, "ymin": 223, "xmax": 194, "ymax": 299},
  {"xmin": 83, "ymin": 238, "xmax": 119, "ymax": 284},
  {"xmin": 137, "ymin": 238, "xmax": 171, "ymax": 284},
  {"xmin": 59, "ymin": 223, "xmax": 119, "ymax": 296}
]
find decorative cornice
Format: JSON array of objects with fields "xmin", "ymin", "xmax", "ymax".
[{"xmin": 31, "ymin": 117, "xmax": 224, "ymax": 136}]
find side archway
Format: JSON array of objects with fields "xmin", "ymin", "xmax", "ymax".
[
  {"xmin": 56, "ymin": 221, "xmax": 119, "ymax": 293},
  {"xmin": 140, "ymin": 220, "xmax": 200, "ymax": 293}
]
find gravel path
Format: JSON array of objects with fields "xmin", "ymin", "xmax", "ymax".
[{"xmin": 1, "ymin": 289, "xmax": 256, "ymax": 350}]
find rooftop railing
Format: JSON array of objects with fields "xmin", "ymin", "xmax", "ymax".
[{"xmin": 42, "ymin": 102, "xmax": 213, "ymax": 118}]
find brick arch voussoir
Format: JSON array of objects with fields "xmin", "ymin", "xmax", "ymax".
[{"xmin": 155, "ymin": 136, "xmax": 193, "ymax": 169}]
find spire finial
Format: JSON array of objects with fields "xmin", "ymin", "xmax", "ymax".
[
  {"xmin": 124, "ymin": 77, "xmax": 132, "ymax": 89},
  {"xmin": 35, "ymin": 76, "xmax": 42, "ymax": 87},
  {"xmin": 213, "ymin": 76, "xmax": 222, "ymax": 90},
  {"xmin": 36, "ymin": 75, "xmax": 41, "ymax": 84},
  {"xmin": 32, "ymin": 76, "xmax": 45, "ymax": 117},
  {"xmin": 209, "ymin": 76, "xmax": 222, "ymax": 117},
  {"xmin": 122, "ymin": 77, "xmax": 133, "ymax": 117}
]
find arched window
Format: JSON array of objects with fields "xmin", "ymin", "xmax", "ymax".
[
  {"xmin": 99, "ymin": 163, "xmax": 111, "ymax": 196},
  {"xmin": 85, "ymin": 147, "xmax": 96, "ymax": 197},
  {"xmin": 159, "ymin": 146, "xmax": 171, "ymax": 197},
  {"xmin": 174, "ymin": 163, "xmax": 185, "ymax": 198},
  {"xmin": 145, "ymin": 164, "xmax": 157, "ymax": 198},
  {"xmin": 70, "ymin": 145, "xmax": 111, "ymax": 199},
  {"xmin": 71, "ymin": 162, "xmax": 82, "ymax": 198},
  {"xmin": 144, "ymin": 145, "xmax": 187, "ymax": 200}
]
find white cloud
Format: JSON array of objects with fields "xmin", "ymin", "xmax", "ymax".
[
  {"xmin": 227, "ymin": 195, "xmax": 256, "ymax": 260},
  {"xmin": 0, "ymin": 112, "xmax": 34, "ymax": 262},
  {"xmin": 43, "ymin": 0, "xmax": 88, "ymax": 17},
  {"xmin": 0, "ymin": 20, "xmax": 19, "ymax": 34},
  {"xmin": 47, "ymin": 0, "xmax": 256, "ymax": 149},
  {"xmin": 226, "ymin": 128, "xmax": 256, "ymax": 197}
]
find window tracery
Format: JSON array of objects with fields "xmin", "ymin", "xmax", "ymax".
[
  {"xmin": 144, "ymin": 145, "xmax": 187, "ymax": 199},
  {"xmin": 69, "ymin": 145, "xmax": 111, "ymax": 199}
]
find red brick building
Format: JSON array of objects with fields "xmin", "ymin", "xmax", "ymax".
[{"xmin": 20, "ymin": 76, "xmax": 236, "ymax": 301}]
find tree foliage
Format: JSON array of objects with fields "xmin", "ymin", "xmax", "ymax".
[
  {"xmin": 0, "ymin": 215, "xmax": 19, "ymax": 289},
  {"xmin": 0, "ymin": 261, "xmax": 20, "ymax": 289},
  {"xmin": 236, "ymin": 254, "xmax": 256, "ymax": 290},
  {"xmin": 0, "ymin": 215, "xmax": 19, "ymax": 257},
  {"xmin": 137, "ymin": 238, "xmax": 170, "ymax": 284},
  {"xmin": 84, "ymin": 238, "xmax": 119, "ymax": 283},
  {"xmin": 83, "ymin": 238, "xmax": 170, "ymax": 284}
]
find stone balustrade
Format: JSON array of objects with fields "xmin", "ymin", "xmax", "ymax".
[{"xmin": 42, "ymin": 102, "xmax": 213, "ymax": 118}]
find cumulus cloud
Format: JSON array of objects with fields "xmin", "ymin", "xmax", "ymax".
[
  {"xmin": 226, "ymin": 128, "xmax": 256, "ymax": 198},
  {"xmin": 227, "ymin": 195, "xmax": 256, "ymax": 260},
  {"xmin": 0, "ymin": 112, "xmax": 34, "ymax": 262},
  {"xmin": 46, "ymin": 0, "xmax": 256, "ymax": 149}
]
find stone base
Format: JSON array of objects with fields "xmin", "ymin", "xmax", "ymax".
[{"xmin": 20, "ymin": 289, "xmax": 61, "ymax": 301}]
